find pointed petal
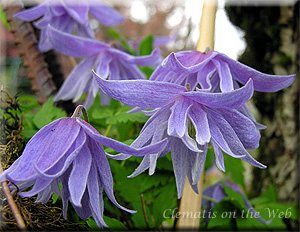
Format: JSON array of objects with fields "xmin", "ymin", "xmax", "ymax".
[
  {"xmin": 61, "ymin": 0, "xmax": 89, "ymax": 24},
  {"xmin": 47, "ymin": 25, "xmax": 109, "ymax": 57},
  {"xmin": 109, "ymin": 47, "xmax": 160, "ymax": 66},
  {"xmin": 128, "ymin": 155, "xmax": 150, "ymax": 178},
  {"xmin": 89, "ymin": 2, "xmax": 125, "ymax": 26},
  {"xmin": 91, "ymin": 141, "xmax": 136, "ymax": 214},
  {"xmin": 73, "ymin": 191, "xmax": 92, "ymax": 220},
  {"xmin": 168, "ymin": 96, "xmax": 192, "ymax": 138},
  {"xmin": 211, "ymin": 139, "xmax": 225, "ymax": 172},
  {"xmin": 215, "ymin": 108, "xmax": 261, "ymax": 150},
  {"xmin": 14, "ymin": 2, "xmax": 48, "ymax": 21},
  {"xmin": 182, "ymin": 79, "xmax": 254, "ymax": 109},
  {"xmin": 87, "ymin": 162, "xmax": 107, "ymax": 228},
  {"xmin": 77, "ymin": 118, "xmax": 167, "ymax": 156},
  {"xmin": 219, "ymin": 53, "xmax": 296, "ymax": 92},
  {"xmin": 188, "ymin": 103, "xmax": 211, "ymax": 145},
  {"xmin": 93, "ymin": 71, "xmax": 185, "ymax": 109},
  {"xmin": 171, "ymin": 137, "xmax": 187, "ymax": 199},
  {"xmin": 68, "ymin": 144, "xmax": 92, "ymax": 207},
  {"xmin": 162, "ymin": 51, "xmax": 217, "ymax": 73},
  {"xmin": 19, "ymin": 178, "xmax": 52, "ymax": 197},
  {"xmin": 212, "ymin": 59, "xmax": 234, "ymax": 92},
  {"xmin": 181, "ymin": 132, "xmax": 203, "ymax": 153},
  {"xmin": 54, "ymin": 56, "xmax": 96, "ymax": 102}
]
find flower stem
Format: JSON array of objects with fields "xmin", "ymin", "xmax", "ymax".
[{"xmin": 71, "ymin": 105, "xmax": 89, "ymax": 123}]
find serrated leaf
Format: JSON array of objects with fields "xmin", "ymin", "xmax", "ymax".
[
  {"xmin": 106, "ymin": 110, "xmax": 148, "ymax": 125},
  {"xmin": 33, "ymin": 97, "xmax": 67, "ymax": 129},
  {"xmin": 139, "ymin": 35, "xmax": 153, "ymax": 56},
  {"xmin": 207, "ymin": 200, "xmax": 235, "ymax": 229},
  {"xmin": 91, "ymin": 106, "xmax": 114, "ymax": 119}
]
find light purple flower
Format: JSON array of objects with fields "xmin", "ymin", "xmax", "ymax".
[
  {"xmin": 47, "ymin": 26, "xmax": 160, "ymax": 108},
  {"xmin": 0, "ymin": 107, "xmax": 167, "ymax": 228},
  {"xmin": 93, "ymin": 71, "xmax": 266, "ymax": 198},
  {"xmin": 15, "ymin": 0, "xmax": 125, "ymax": 52},
  {"xmin": 151, "ymin": 50, "xmax": 295, "ymax": 129},
  {"xmin": 202, "ymin": 181, "xmax": 271, "ymax": 224}
]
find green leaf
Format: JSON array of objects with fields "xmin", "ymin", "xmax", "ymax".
[
  {"xmin": 51, "ymin": 192, "xmax": 60, "ymax": 204},
  {"xmin": 103, "ymin": 216, "xmax": 128, "ymax": 230},
  {"xmin": 33, "ymin": 97, "xmax": 67, "ymax": 129},
  {"xmin": 108, "ymin": 29, "xmax": 136, "ymax": 55},
  {"xmin": 139, "ymin": 35, "xmax": 153, "ymax": 56},
  {"xmin": 0, "ymin": 4, "xmax": 10, "ymax": 29},
  {"xmin": 222, "ymin": 182, "xmax": 246, "ymax": 210},
  {"xmin": 106, "ymin": 107, "xmax": 148, "ymax": 125},
  {"xmin": 250, "ymin": 184, "xmax": 277, "ymax": 206},
  {"xmin": 91, "ymin": 106, "xmax": 114, "ymax": 119},
  {"xmin": 224, "ymin": 154, "xmax": 246, "ymax": 191},
  {"xmin": 207, "ymin": 200, "xmax": 235, "ymax": 230}
]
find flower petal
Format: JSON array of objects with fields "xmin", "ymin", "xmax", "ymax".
[
  {"xmin": 212, "ymin": 59, "xmax": 234, "ymax": 92},
  {"xmin": 188, "ymin": 103, "xmax": 211, "ymax": 145},
  {"xmin": 14, "ymin": 2, "xmax": 48, "ymax": 21},
  {"xmin": 68, "ymin": 144, "xmax": 92, "ymax": 207},
  {"xmin": 211, "ymin": 139, "xmax": 225, "ymax": 172},
  {"xmin": 93, "ymin": 71, "xmax": 186, "ymax": 109},
  {"xmin": 219, "ymin": 53, "xmax": 296, "ymax": 92},
  {"xmin": 182, "ymin": 79, "xmax": 254, "ymax": 109},
  {"xmin": 89, "ymin": 2, "xmax": 125, "ymax": 26},
  {"xmin": 170, "ymin": 137, "xmax": 187, "ymax": 199},
  {"xmin": 168, "ymin": 96, "xmax": 192, "ymax": 138},
  {"xmin": 47, "ymin": 25, "xmax": 109, "ymax": 57}
]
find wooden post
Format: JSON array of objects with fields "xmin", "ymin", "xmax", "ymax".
[{"xmin": 176, "ymin": 0, "xmax": 217, "ymax": 229}]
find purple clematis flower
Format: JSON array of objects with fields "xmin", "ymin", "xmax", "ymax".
[
  {"xmin": 15, "ymin": 0, "xmax": 125, "ymax": 52},
  {"xmin": 47, "ymin": 26, "xmax": 160, "ymax": 108},
  {"xmin": 150, "ymin": 50, "xmax": 295, "ymax": 129},
  {"xmin": 93, "ymin": 71, "xmax": 266, "ymax": 198},
  {"xmin": 0, "ymin": 106, "xmax": 167, "ymax": 228},
  {"xmin": 202, "ymin": 181, "xmax": 271, "ymax": 224}
]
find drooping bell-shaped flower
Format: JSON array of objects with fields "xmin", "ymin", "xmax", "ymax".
[
  {"xmin": 150, "ymin": 50, "xmax": 295, "ymax": 129},
  {"xmin": 93, "ymin": 71, "xmax": 266, "ymax": 198},
  {"xmin": 47, "ymin": 26, "xmax": 160, "ymax": 108},
  {"xmin": 15, "ymin": 0, "xmax": 125, "ymax": 52},
  {"xmin": 0, "ymin": 106, "xmax": 167, "ymax": 228},
  {"xmin": 202, "ymin": 181, "xmax": 271, "ymax": 224}
]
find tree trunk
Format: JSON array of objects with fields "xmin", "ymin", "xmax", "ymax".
[{"xmin": 226, "ymin": 2, "xmax": 299, "ymax": 229}]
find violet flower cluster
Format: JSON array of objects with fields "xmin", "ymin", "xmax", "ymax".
[
  {"xmin": 15, "ymin": 0, "xmax": 125, "ymax": 52},
  {"xmin": 94, "ymin": 50, "xmax": 295, "ymax": 198},
  {"xmin": 0, "ymin": 106, "xmax": 167, "ymax": 228}
]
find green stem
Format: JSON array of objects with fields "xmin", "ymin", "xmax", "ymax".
[
  {"xmin": 202, "ymin": 195, "xmax": 218, "ymax": 203},
  {"xmin": 104, "ymin": 124, "xmax": 112, "ymax": 137}
]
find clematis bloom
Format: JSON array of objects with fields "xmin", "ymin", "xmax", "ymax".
[
  {"xmin": 0, "ymin": 106, "xmax": 167, "ymax": 228},
  {"xmin": 47, "ymin": 26, "xmax": 160, "ymax": 108},
  {"xmin": 15, "ymin": 0, "xmax": 125, "ymax": 52},
  {"xmin": 93, "ymin": 71, "xmax": 266, "ymax": 198},
  {"xmin": 202, "ymin": 181, "xmax": 271, "ymax": 224}
]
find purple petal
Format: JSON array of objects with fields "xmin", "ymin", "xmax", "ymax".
[
  {"xmin": 90, "ymin": 141, "xmax": 136, "ymax": 214},
  {"xmin": 170, "ymin": 137, "xmax": 187, "ymax": 199},
  {"xmin": 93, "ymin": 71, "xmax": 186, "ymax": 109},
  {"xmin": 61, "ymin": 0, "xmax": 89, "ymax": 24},
  {"xmin": 215, "ymin": 108, "xmax": 261, "ymax": 150},
  {"xmin": 162, "ymin": 51, "xmax": 217, "ymax": 74},
  {"xmin": 87, "ymin": 162, "xmax": 107, "ymax": 228},
  {"xmin": 188, "ymin": 103, "xmax": 211, "ymax": 145},
  {"xmin": 128, "ymin": 156, "xmax": 150, "ymax": 178},
  {"xmin": 96, "ymin": 52, "xmax": 113, "ymax": 78},
  {"xmin": 212, "ymin": 59, "xmax": 233, "ymax": 92},
  {"xmin": 47, "ymin": 25, "xmax": 109, "ymax": 57},
  {"xmin": 77, "ymin": 118, "xmax": 168, "ymax": 156},
  {"xmin": 68, "ymin": 144, "xmax": 92, "ymax": 207},
  {"xmin": 19, "ymin": 178, "xmax": 52, "ymax": 197},
  {"xmin": 54, "ymin": 56, "xmax": 96, "ymax": 102},
  {"xmin": 109, "ymin": 47, "xmax": 160, "ymax": 66},
  {"xmin": 182, "ymin": 79, "xmax": 254, "ymax": 109},
  {"xmin": 168, "ymin": 96, "xmax": 192, "ymax": 138},
  {"xmin": 89, "ymin": 2, "xmax": 125, "ymax": 26},
  {"xmin": 181, "ymin": 132, "xmax": 203, "ymax": 152},
  {"xmin": 14, "ymin": 2, "xmax": 48, "ymax": 21},
  {"xmin": 73, "ymin": 191, "xmax": 92, "ymax": 220},
  {"xmin": 218, "ymin": 53, "xmax": 296, "ymax": 92},
  {"xmin": 211, "ymin": 139, "xmax": 225, "ymax": 172}
]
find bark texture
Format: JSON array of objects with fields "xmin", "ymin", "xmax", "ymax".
[{"xmin": 226, "ymin": 3, "xmax": 299, "ymax": 228}]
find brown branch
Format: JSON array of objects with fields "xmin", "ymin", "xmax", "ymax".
[
  {"xmin": 140, "ymin": 194, "xmax": 149, "ymax": 229},
  {"xmin": 3, "ymin": 0, "xmax": 56, "ymax": 104},
  {"xmin": 0, "ymin": 158, "xmax": 26, "ymax": 231}
]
